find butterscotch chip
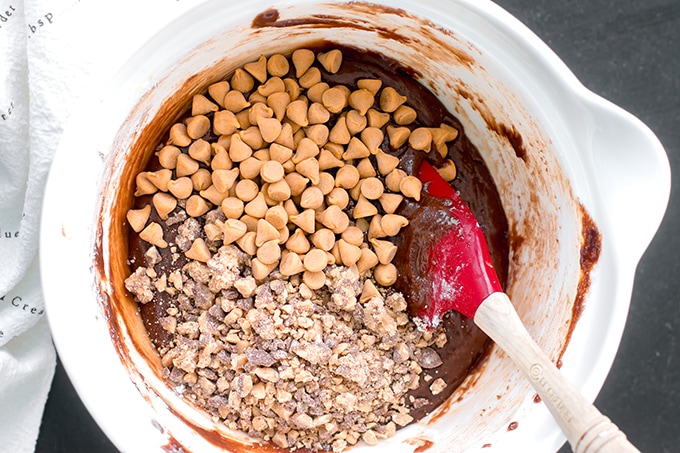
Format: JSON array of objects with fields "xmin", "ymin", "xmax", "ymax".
[
  {"xmin": 360, "ymin": 177, "xmax": 384, "ymax": 200},
  {"xmin": 318, "ymin": 149, "xmax": 344, "ymax": 170},
  {"xmin": 174, "ymin": 154, "xmax": 199, "ymax": 178},
  {"xmin": 308, "ymin": 102, "xmax": 331, "ymax": 125},
  {"xmin": 379, "ymin": 86, "xmax": 407, "ymax": 113},
  {"xmin": 309, "ymin": 228, "xmax": 335, "ymax": 251},
  {"xmin": 126, "ymin": 205, "xmax": 151, "ymax": 233},
  {"xmin": 221, "ymin": 197, "xmax": 244, "ymax": 219},
  {"xmin": 335, "ymin": 165, "xmax": 360, "ymax": 189},
  {"xmin": 152, "ymin": 192, "xmax": 177, "ymax": 220},
  {"xmin": 374, "ymin": 263, "xmax": 398, "ymax": 286},
  {"xmin": 341, "ymin": 226, "xmax": 364, "ymax": 247},
  {"xmin": 211, "ymin": 145, "xmax": 233, "ymax": 170},
  {"xmin": 399, "ymin": 175, "xmax": 423, "ymax": 201},
  {"xmin": 207, "ymin": 80, "xmax": 230, "ymax": 106},
  {"xmin": 298, "ymin": 186, "xmax": 323, "ymax": 210},
  {"xmin": 169, "ymin": 123, "xmax": 192, "ymax": 147},
  {"xmin": 257, "ymin": 239, "xmax": 281, "ymax": 265},
  {"xmin": 303, "ymin": 248, "xmax": 328, "ymax": 273},
  {"xmin": 186, "ymin": 115, "xmax": 211, "ymax": 139},
  {"xmin": 381, "ymin": 214, "xmax": 409, "ymax": 236},
  {"xmin": 348, "ymin": 89, "xmax": 374, "ymax": 115},
  {"xmin": 236, "ymin": 230, "xmax": 257, "ymax": 255},
  {"xmin": 166, "ymin": 177, "xmax": 192, "ymax": 200},
  {"xmin": 157, "ymin": 145, "xmax": 181, "ymax": 170},
  {"xmin": 393, "ymin": 105, "xmax": 417, "ymax": 125},
  {"xmin": 352, "ymin": 195, "xmax": 378, "ymax": 219},
  {"xmin": 337, "ymin": 239, "xmax": 361, "ymax": 267},
  {"xmin": 244, "ymin": 192, "xmax": 269, "ymax": 218},
  {"xmin": 329, "ymin": 116, "xmax": 351, "ymax": 144},
  {"xmin": 315, "ymin": 172, "xmax": 335, "ymax": 195},
  {"xmin": 292, "ymin": 138, "xmax": 320, "ymax": 164},
  {"xmin": 139, "ymin": 222, "xmax": 167, "ymax": 248},
  {"xmin": 240, "ymin": 214, "xmax": 259, "ymax": 232},
  {"xmin": 234, "ymin": 179, "xmax": 259, "ymax": 202},
  {"xmin": 367, "ymin": 108, "xmax": 390, "ymax": 128},
  {"xmin": 231, "ymin": 67, "xmax": 255, "ymax": 93},
  {"xmin": 279, "ymin": 250, "xmax": 305, "ymax": 276},
  {"xmin": 292, "ymin": 48, "xmax": 315, "ymax": 78},
  {"xmin": 241, "ymin": 126, "xmax": 267, "ymax": 150},
  {"xmin": 366, "ymin": 215, "xmax": 386, "ymax": 240},
  {"xmin": 251, "ymin": 257, "xmax": 277, "ymax": 280},
  {"xmin": 408, "ymin": 127, "xmax": 433, "ymax": 151},
  {"xmin": 357, "ymin": 78, "xmax": 382, "ymax": 95},
  {"xmin": 437, "ymin": 159, "xmax": 457, "ymax": 181},
  {"xmin": 264, "ymin": 205, "xmax": 288, "ymax": 230},
  {"xmin": 299, "ymin": 66, "xmax": 322, "ymax": 89},
  {"xmin": 135, "ymin": 172, "xmax": 158, "ymax": 197},
  {"xmin": 378, "ymin": 192, "xmax": 404, "ymax": 214},
  {"xmin": 343, "ymin": 137, "xmax": 370, "ymax": 160},
  {"xmin": 286, "ymin": 99, "xmax": 309, "ymax": 127},
  {"xmin": 370, "ymin": 238, "xmax": 398, "ymax": 265},
  {"xmin": 356, "ymin": 247, "xmax": 380, "ymax": 276},
  {"xmin": 229, "ymin": 135, "xmax": 253, "ymax": 164},
  {"xmin": 386, "ymin": 125, "xmax": 410, "ymax": 149},
  {"xmin": 200, "ymin": 185, "xmax": 228, "ymax": 206},
  {"xmin": 317, "ymin": 49, "xmax": 343, "ymax": 73},
  {"xmin": 385, "ymin": 168, "xmax": 407, "ymax": 193},
  {"xmin": 255, "ymin": 218, "xmax": 281, "ymax": 247},
  {"xmin": 266, "ymin": 179, "xmax": 292, "ymax": 202},
  {"xmin": 185, "ymin": 238, "xmax": 211, "ymax": 262},
  {"xmin": 302, "ymin": 270, "xmax": 325, "ymax": 290},
  {"xmin": 244, "ymin": 54, "xmax": 268, "ymax": 83},
  {"xmin": 284, "ymin": 172, "xmax": 309, "ymax": 197},
  {"xmin": 286, "ymin": 228, "xmax": 311, "ymax": 254},
  {"xmin": 212, "ymin": 168, "xmax": 240, "ymax": 193},
  {"xmin": 317, "ymin": 205, "xmax": 349, "ymax": 234},
  {"xmin": 347, "ymin": 110, "xmax": 368, "ymax": 137},
  {"xmin": 189, "ymin": 138, "xmax": 212, "ymax": 165},
  {"xmin": 305, "ymin": 124, "xmax": 330, "ymax": 147},
  {"xmin": 326, "ymin": 187, "xmax": 349, "ymax": 210},
  {"xmin": 185, "ymin": 195, "xmax": 211, "ymax": 217},
  {"xmin": 321, "ymin": 86, "xmax": 348, "ymax": 114},
  {"xmin": 307, "ymin": 82, "xmax": 330, "ymax": 103},
  {"xmin": 191, "ymin": 168, "xmax": 212, "ymax": 191},
  {"xmin": 375, "ymin": 151, "xmax": 400, "ymax": 176},
  {"xmin": 269, "ymin": 143, "xmax": 294, "ymax": 163},
  {"xmin": 267, "ymin": 91, "xmax": 291, "ymax": 122},
  {"xmin": 290, "ymin": 209, "xmax": 316, "ymax": 234},
  {"xmin": 146, "ymin": 169, "xmax": 172, "ymax": 192},
  {"xmin": 258, "ymin": 117, "xmax": 283, "ymax": 144},
  {"xmin": 266, "ymin": 53, "xmax": 290, "ymax": 77},
  {"xmin": 295, "ymin": 157, "xmax": 320, "ymax": 185},
  {"xmin": 224, "ymin": 90, "xmax": 251, "ymax": 113},
  {"xmin": 192, "ymin": 93, "xmax": 219, "ymax": 116},
  {"xmin": 258, "ymin": 76, "xmax": 285, "ymax": 97},
  {"xmin": 258, "ymin": 160, "xmax": 284, "ymax": 183}
]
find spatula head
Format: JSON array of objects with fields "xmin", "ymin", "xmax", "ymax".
[{"xmin": 411, "ymin": 161, "xmax": 502, "ymax": 328}]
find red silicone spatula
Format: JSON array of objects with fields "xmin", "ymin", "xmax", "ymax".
[{"xmin": 414, "ymin": 160, "xmax": 640, "ymax": 453}]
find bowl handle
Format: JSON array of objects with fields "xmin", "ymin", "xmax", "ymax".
[{"xmin": 584, "ymin": 95, "xmax": 670, "ymax": 264}]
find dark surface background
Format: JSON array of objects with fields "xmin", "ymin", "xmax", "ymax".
[{"xmin": 35, "ymin": 0, "xmax": 680, "ymax": 452}]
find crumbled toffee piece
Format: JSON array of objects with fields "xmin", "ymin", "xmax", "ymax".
[{"xmin": 126, "ymin": 245, "xmax": 446, "ymax": 452}]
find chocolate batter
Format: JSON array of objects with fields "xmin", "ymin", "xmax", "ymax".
[{"xmin": 127, "ymin": 44, "xmax": 509, "ymax": 427}]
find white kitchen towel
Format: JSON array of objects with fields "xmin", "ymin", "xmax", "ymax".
[{"xmin": 0, "ymin": 1, "xmax": 200, "ymax": 451}]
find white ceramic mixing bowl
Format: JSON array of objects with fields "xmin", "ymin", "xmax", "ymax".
[{"xmin": 40, "ymin": 1, "xmax": 670, "ymax": 452}]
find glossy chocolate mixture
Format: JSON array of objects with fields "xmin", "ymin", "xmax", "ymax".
[{"xmin": 128, "ymin": 44, "xmax": 509, "ymax": 425}]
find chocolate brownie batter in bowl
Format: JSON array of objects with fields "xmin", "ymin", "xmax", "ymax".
[{"xmin": 40, "ymin": 1, "xmax": 670, "ymax": 452}]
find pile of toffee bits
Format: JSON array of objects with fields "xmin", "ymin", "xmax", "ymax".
[{"xmin": 124, "ymin": 47, "xmax": 458, "ymax": 452}]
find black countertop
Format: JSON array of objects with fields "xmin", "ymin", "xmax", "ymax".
[{"xmin": 36, "ymin": 0, "xmax": 680, "ymax": 452}]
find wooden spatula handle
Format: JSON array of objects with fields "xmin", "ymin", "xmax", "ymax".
[{"xmin": 474, "ymin": 292, "xmax": 640, "ymax": 453}]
